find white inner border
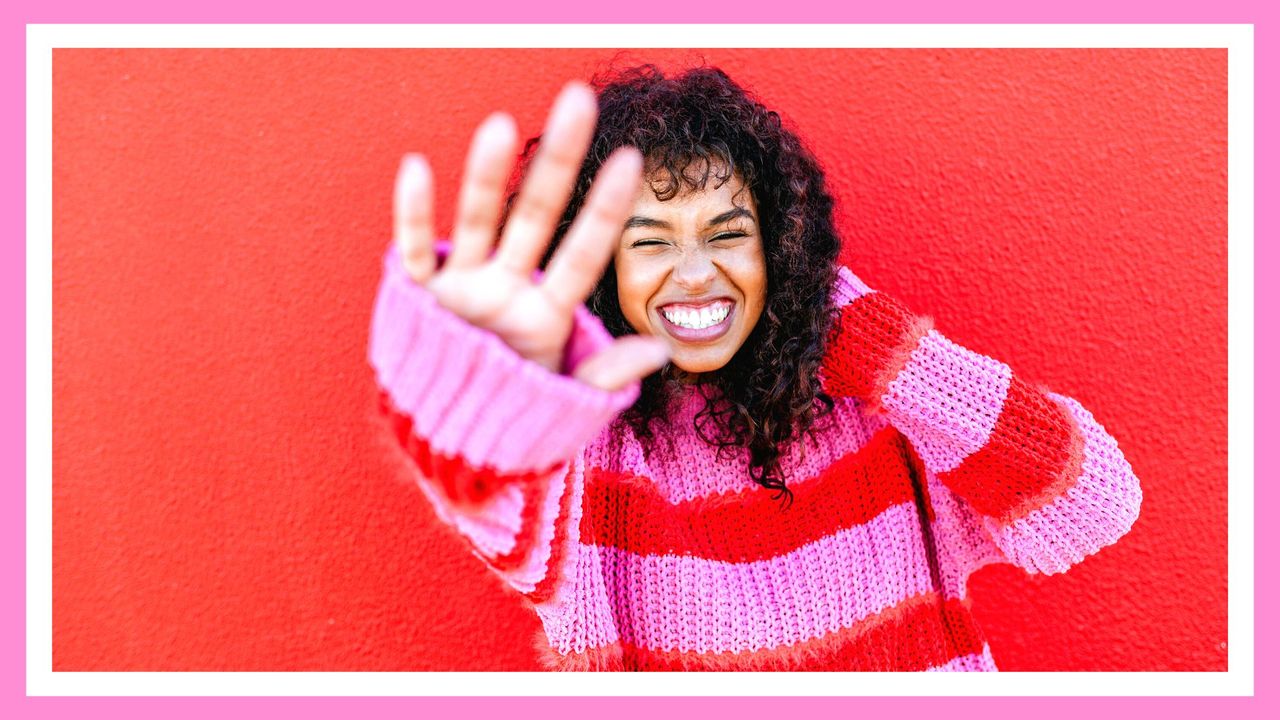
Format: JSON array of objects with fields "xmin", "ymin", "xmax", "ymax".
[{"xmin": 27, "ymin": 23, "xmax": 1254, "ymax": 697}]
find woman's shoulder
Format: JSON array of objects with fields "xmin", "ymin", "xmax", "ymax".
[{"xmin": 777, "ymin": 394, "xmax": 889, "ymax": 476}]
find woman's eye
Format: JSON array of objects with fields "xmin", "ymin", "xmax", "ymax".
[
  {"xmin": 711, "ymin": 232, "xmax": 747, "ymax": 242},
  {"xmin": 631, "ymin": 239, "xmax": 665, "ymax": 248}
]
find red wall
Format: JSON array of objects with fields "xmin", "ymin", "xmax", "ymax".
[{"xmin": 52, "ymin": 48, "xmax": 1226, "ymax": 671}]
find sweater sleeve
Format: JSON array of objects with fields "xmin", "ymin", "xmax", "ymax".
[
  {"xmin": 821, "ymin": 265, "xmax": 1143, "ymax": 575},
  {"xmin": 368, "ymin": 240, "xmax": 638, "ymax": 605}
]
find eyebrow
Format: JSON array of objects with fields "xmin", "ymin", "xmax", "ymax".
[{"xmin": 623, "ymin": 206, "xmax": 756, "ymax": 231}]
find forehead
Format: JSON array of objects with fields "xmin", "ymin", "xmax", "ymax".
[{"xmin": 633, "ymin": 163, "xmax": 757, "ymax": 216}]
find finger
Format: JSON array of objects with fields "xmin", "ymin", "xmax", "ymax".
[
  {"xmin": 494, "ymin": 81, "xmax": 598, "ymax": 276},
  {"xmin": 542, "ymin": 147, "xmax": 643, "ymax": 310},
  {"xmin": 572, "ymin": 335, "xmax": 670, "ymax": 392},
  {"xmin": 444, "ymin": 112, "xmax": 519, "ymax": 271},
  {"xmin": 394, "ymin": 153, "xmax": 436, "ymax": 284}
]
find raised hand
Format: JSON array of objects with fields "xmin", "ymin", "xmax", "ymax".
[{"xmin": 393, "ymin": 81, "xmax": 670, "ymax": 392}]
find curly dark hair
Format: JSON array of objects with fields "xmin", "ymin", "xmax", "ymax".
[{"xmin": 506, "ymin": 63, "xmax": 842, "ymax": 508}]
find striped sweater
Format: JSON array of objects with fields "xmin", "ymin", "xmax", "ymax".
[{"xmin": 368, "ymin": 242, "xmax": 1143, "ymax": 672}]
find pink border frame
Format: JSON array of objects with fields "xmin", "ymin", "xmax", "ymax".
[{"xmin": 12, "ymin": 1, "xmax": 1274, "ymax": 718}]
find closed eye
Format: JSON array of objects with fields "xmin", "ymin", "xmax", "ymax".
[
  {"xmin": 711, "ymin": 232, "xmax": 747, "ymax": 242},
  {"xmin": 630, "ymin": 239, "xmax": 667, "ymax": 248}
]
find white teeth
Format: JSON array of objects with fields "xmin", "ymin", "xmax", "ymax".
[{"xmin": 662, "ymin": 304, "xmax": 730, "ymax": 330}]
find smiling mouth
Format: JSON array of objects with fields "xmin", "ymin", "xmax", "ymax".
[
  {"xmin": 659, "ymin": 299, "xmax": 733, "ymax": 330},
  {"xmin": 656, "ymin": 299, "xmax": 735, "ymax": 341}
]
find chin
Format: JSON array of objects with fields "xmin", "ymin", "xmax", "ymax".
[{"xmin": 670, "ymin": 354, "xmax": 732, "ymax": 375}]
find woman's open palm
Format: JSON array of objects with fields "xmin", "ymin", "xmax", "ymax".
[{"xmin": 394, "ymin": 82, "xmax": 669, "ymax": 392}]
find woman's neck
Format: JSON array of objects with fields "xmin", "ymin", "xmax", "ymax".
[{"xmin": 670, "ymin": 367, "xmax": 704, "ymax": 386}]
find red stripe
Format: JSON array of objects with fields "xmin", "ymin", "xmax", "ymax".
[
  {"xmin": 541, "ymin": 593, "xmax": 986, "ymax": 671},
  {"xmin": 823, "ymin": 293, "xmax": 931, "ymax": 403},
  {"xmin": 937, "ymin": 377, "xmax": 1085, "ymax": 524},
  {"xmin": 379, "ymin": 389, "xmax": 517, "ymax": 505},
  {"xmin": 525, "ymin": 460, "xmax": 579, "ymax": 604},
  {"xmin": 583, "ymin": 427, "xmax": 918, "ymax": 562},
  {"xmin": 377, "ymin": 389, "xmax": 558, "ymax": 571}
]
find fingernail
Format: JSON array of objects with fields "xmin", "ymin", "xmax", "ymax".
[
  {"xmin": 553, "ymin": 81, "xmax": 596, "ymax": 118},
  {"xmin": 561, "ymin": 80, "xmax": 593, "ymax": 100},
  {"xmin": 398, "ymin": 153, "xmax": 428, "ymax": 185},
  {"xmin": 478, "ymin": 112, "xmax": 517, "ymax": 144},
  {"xmin": 615, "ymin": 146, "xmax": 643, "ymax": 166}
]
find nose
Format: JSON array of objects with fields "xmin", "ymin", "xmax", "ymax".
[{"xmin": 671, "ymin": 247, "xmax": 716, "ymax": 293}]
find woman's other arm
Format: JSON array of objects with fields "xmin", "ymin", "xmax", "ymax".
[{"xmin": 821, "ymin": 265, "xmax": 1142, "ymax": 575}]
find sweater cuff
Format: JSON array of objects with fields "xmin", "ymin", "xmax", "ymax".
[
  {"xmin": 982, "ymin": 392, "xmax": 1143, "ymax": 574},
  {"xmin": 369, "ymin": 241, "xmax": 639, "ymax": 479},
  {"xmin": 823, "ymin": 265, "xmax": 934, "ymax": 411}
]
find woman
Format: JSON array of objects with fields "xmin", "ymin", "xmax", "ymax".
[{"xmin": 368, "ymin": 65, "xmax": 1142, "ymax": 671}]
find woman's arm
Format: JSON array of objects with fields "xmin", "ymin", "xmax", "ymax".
[
  {"xmin": 370, "ymin": 241, "xmax": 634, "ymax": 595},
  {"xmin": 822, "ymin": 265, "xmax": 1142, "ymax": 575},
  {"xmin": 366, "ymin": 83, "xmax": 666, "ymax": 666}
]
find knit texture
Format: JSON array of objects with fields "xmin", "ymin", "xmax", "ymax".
[{"xmin": 368, "ymin": 243, "xmax": 1143, "ymax": 671}]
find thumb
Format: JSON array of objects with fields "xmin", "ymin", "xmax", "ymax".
[{"xmin": 572, "ymin": 335, "xmax": 670, "ymax": 392}]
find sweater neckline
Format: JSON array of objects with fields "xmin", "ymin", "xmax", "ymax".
[{"xmin": 667, "ymin": 381, "xmax": 720, "ymax": 425}]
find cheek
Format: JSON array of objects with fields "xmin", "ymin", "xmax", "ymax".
[
  {"xmin": 747, "ymin": 266, "xmax": 768, "ymax": 310},
  {"xmin": 730, "ymin": 265, "xmax": 768, "ymax": 341},
  {"xmin": 729, "ymin": 253, "xmax": 769, "ymax": 314}
]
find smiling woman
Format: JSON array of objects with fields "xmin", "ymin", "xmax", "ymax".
[
  {"xmin": 517, "ymin": 66, "xmax": 847, "ymax": 505},
  {"xmin": 368, "ymin": 63, "xmax": 1143, "ymax": 671}
]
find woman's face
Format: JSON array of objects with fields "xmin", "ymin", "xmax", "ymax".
[{"xmin": 614, "ymin": 165, "xmax": 768, "ymax": 377}]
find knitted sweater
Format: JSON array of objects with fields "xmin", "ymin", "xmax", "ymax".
[{"xmin": 368, "ymin": 242, "xmax": 1143, "ymax": 672}]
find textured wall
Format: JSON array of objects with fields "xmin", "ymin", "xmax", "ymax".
[{"xmin": 52, "ymin": 48, "xmax": 1226, "ymax": 671}]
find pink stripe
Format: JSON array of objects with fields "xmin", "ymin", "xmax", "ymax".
[
  {"xmin": 883, "ymin": 329, "xmax": 1012, "ymax": 474},
  {"xmin": 519, "ymin": 377, "xmax": 611, "ymax": 471},
  {"xmin": 925, "ymin": 644, "xmax": 999, "ymax": 671},
  {"xmin": 415, "ymin": 475, "xmax": 524, "ymax": 558},
  {"xmin": 985, "ymin": 393, "xmax": 1142, "ymax": 575},
  {"xmin": 596, "ymin": 394, "xmax": 889, "ymax": 504},
  {"xmin": 371, "ymin": 274, "xmax": 443, "ymax": 426},
  {"xmin": 368, "ymin": 252, "xmax": 410, "ymax": 387},
  {"xmin": 534, "ymin": 459, "xmax": 622, "ymax": 655},
  {"xmin": 586, "ymin": 502, "xmax": 932, "ymax": 655},
  {"xmin": 462, "ymin": 367, "xmax": 540, "ymax": 466},
  {"xmin": 832, "ymin": 265, "xmax": 875, "ymax": 307},
  {"xmin": 369, "ymin": 243, "xmax": 426, "ymax": 388},
  {"xmin": 417, "ymin": 318, "xmax": 497, "ymax": 450}
]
